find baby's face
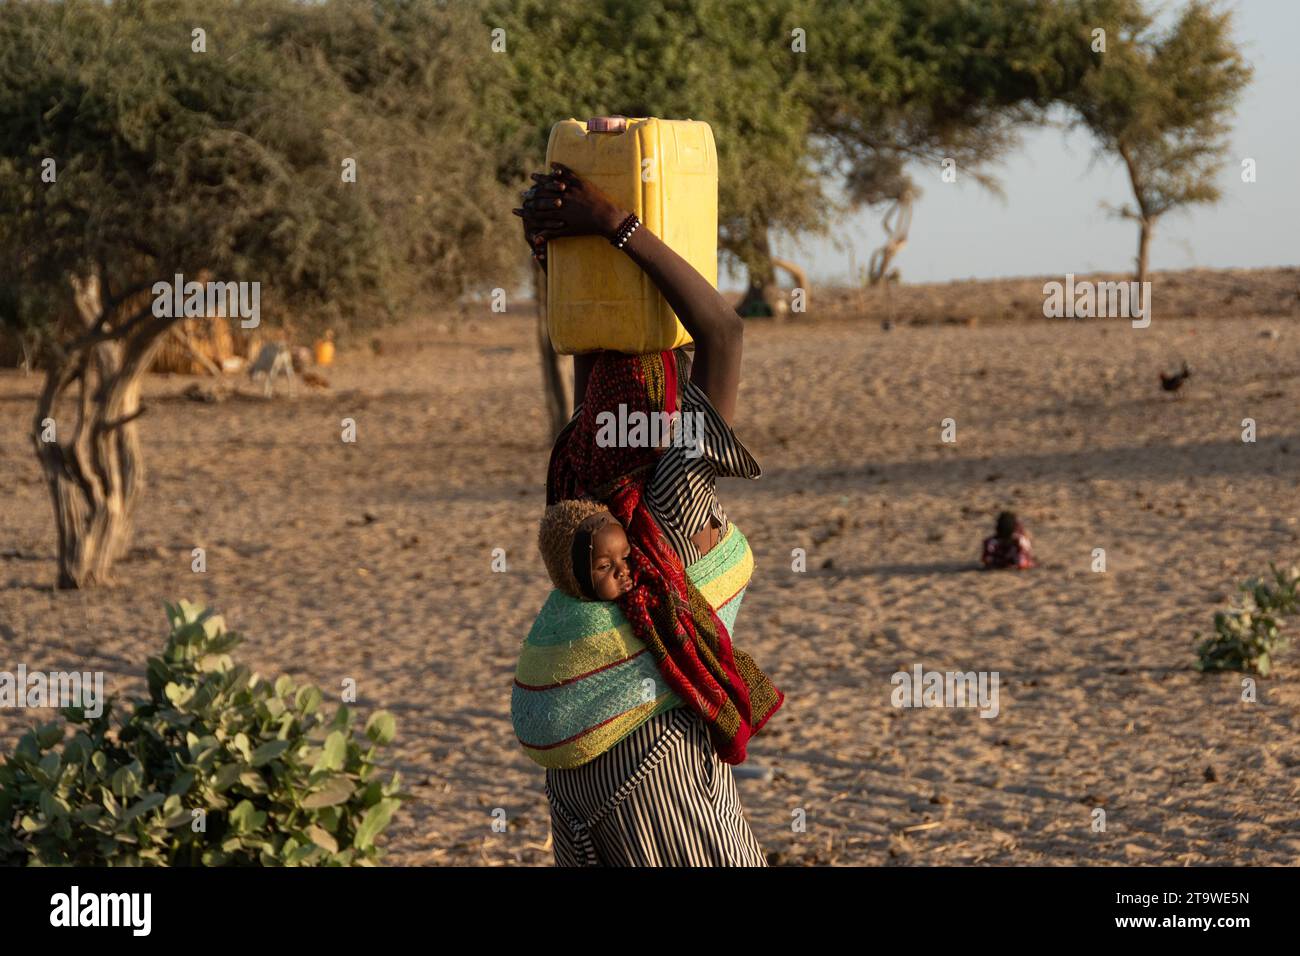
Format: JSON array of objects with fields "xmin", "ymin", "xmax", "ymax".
[{"xmin": 580, "ymin": 512, "xmax": 632, "ymax": 599}]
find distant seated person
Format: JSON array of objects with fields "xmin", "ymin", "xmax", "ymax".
[{"xmin": 981, "ymin": 511, "xmax": 1035, "ymax": 570}]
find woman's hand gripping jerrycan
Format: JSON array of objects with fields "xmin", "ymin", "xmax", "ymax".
[{"xmin": 545, "ymin": 116, "xmax": 718, "ymax": 356}]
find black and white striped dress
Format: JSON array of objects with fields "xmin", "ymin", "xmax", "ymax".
[
  {"xmin": 546, "ymin": 707, "xmax": 768, "ymax": 866},
  {"xmin": 645, "ymin": 375, "xmax": 761, "ymax": 563},
  {"xmin": 545, "ymin": 357, "xmax": 767, "ymax": 867}
]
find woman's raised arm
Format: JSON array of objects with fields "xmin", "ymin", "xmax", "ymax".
[
  {"xmin": 515, "ymin": 164, "xmax": 744, "ymax": 424},
  {"xmin": 615, "ymin": 222, "xmax": 742, "ymax": 425}
]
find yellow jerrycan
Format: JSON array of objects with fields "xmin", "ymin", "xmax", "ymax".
[{"xmin": 545, "ymin": 116, "xmax": 718, "ymax": 355}]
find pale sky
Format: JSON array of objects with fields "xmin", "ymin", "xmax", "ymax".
[{"xmin": 756, "ymin": 0, "xmax": 1299, "ymax": 288}]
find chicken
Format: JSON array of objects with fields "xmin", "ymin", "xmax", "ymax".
[{"xmin": 1159, "ymin": 361, "xmax": 1190, "ymax": 393}]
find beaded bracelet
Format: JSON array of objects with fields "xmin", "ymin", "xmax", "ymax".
[{"xmin": 609, "ymin": 213, "xmax": 640, "ymax": 249}]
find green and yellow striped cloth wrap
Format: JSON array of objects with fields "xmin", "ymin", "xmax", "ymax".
[{"xmin": 511, "ymin": 523, "xmax": 754, "ymax": 769}]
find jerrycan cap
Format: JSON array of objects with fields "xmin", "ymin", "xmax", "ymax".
[{"xmin": 587, "ymin": 116, "xmax": 628, "ymax": 133}]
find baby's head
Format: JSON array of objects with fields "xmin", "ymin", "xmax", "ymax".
[
  {"xmin": 995, "ymin": 510, "xmax": 1020, "ymax": 540},
  {"xmin": 539, "ymin": 498, "xmax": 633, "ymax": 601}
]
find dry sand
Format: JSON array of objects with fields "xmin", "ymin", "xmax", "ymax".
[{"xmin": 2, "ymin": 267, "xmax": 1299, "ymax": 866}]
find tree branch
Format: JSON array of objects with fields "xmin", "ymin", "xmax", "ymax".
[{"xmin": 102, "ymin": 407, "xmax": 147, "ymax": 432}]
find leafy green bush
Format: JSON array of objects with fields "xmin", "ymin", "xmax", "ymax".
[
  {"xmin": 1195, "ymin": 564, "xmax": 1300, "ymax": 676},
  {"xmin": 0, "ymin": 601, "xmax": 407, "ymax": 865}
]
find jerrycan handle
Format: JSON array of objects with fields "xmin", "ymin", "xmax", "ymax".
[{"xmin": 587, "ymin": 116, "xmax": 628, "ymax": 133}]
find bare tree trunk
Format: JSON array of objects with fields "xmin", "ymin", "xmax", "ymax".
[
  {"xmin": 19, "ymin": 330, "xmax": 37, "ymax": 375},
  {"xmin": 533, "ymin": 262, "xmax": 570, "ymax": 439},
  {"xmin": 868, "ymin": 189, "xmax": 913, "ymax": 286},
  {"xmin": 1119, "ymin": 145, "xmax": 1153, "ymax": 289},
  {"xmin": 771, "ymin": 257, "xmax": 807, "ymax": 314},
  {"xmin": 736, "ymin": 228, "xmax": 782, "ymax": 319},
  {"xmin": 1136, "ymin": 218, "xmax": 1152, "ymax": 287},
  {"xmin": 31, "ymin": 274, "xmax": 168, "ymax": 588}
]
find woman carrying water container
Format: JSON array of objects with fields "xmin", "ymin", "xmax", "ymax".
[{"xmin": 510, "ymin": 118, "xmax": 784, "ymax": 866}]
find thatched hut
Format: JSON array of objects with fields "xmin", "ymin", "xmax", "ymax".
[{"xmin": 150, "ymin": 315, "xmax": 243, "ymax": 375}]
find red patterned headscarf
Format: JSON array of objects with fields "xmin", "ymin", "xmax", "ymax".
[{"xmin": 546, "ymin": 350, "xmax": 783, "ymax": 765}]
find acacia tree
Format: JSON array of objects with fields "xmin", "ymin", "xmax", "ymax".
[
  {"xmin": 481, "ymin": 0, "xmax": 1121, "ymax": 325},
  {"xmin": 806, "ymin": 0, "xmax": 1102, "ymax": 285},
  {"xmin": 1065, "ymin": 0, "xmax": 1251, "ymax": 285},
  {"xmin": 0, "ymin": 0, "xmax": 511, "ymax": 587}
]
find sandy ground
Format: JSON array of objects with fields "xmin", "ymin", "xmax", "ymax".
[{"xmin": 2, "ymin": 267, "xmax": 1299, "ymax": 866}]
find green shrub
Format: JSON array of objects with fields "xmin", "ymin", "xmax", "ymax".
[
  {"xmin": 1195, "ymin": 564, "xmax": 1300, "ymax": 676},
  {"xmin": 0, "ymin": 601, "xmax": 408, "ymax": 866}
]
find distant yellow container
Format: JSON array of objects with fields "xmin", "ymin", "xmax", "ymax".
[
  {"xmin": 313, "ymin": 338, "xmax": 335, "ymax": 367},
  {"xmin": 545, "ymin": 117, "xmax": 718, "ymax": 355}
]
